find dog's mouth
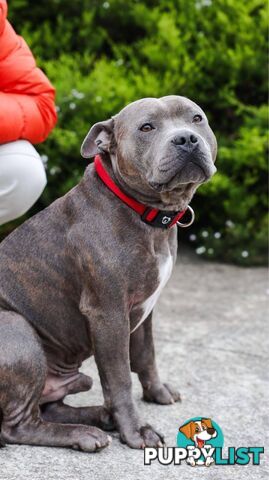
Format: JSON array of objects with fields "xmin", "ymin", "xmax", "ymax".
[
  {"xmin": 149, "ymin": 161, "xmax": 209, "ymax": 192},
  {"xmin": 197, "ymin": 438, "xmax": 205, "ymax": 449}
]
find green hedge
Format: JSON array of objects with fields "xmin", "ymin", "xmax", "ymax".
[{"xmin": 4, "ymin": 0, "xmax": 267, "ymax": 265}]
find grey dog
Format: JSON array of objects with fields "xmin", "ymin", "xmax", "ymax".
[{"xmin": 0, "ymin": 96, "xmax": 217, "ymax": 451}]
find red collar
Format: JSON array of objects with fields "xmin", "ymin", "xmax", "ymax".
[{"xmin": 94, "ymin": 155, "xmax": 191, "ymax": 229}]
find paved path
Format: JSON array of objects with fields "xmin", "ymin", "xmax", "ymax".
[{"xmin": 1, "ymin": 249, "xmax": 268, "ymax": 480}]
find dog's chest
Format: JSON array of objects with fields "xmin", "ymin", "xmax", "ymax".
[{"xmin": 130, "ymin": 252, "xmax": 173, "ymax": 333}]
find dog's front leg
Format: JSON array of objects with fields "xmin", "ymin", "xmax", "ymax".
[
  {"xmin": 82, "ymin": 304, "xmax": 164, "ymax": 449},
  {"xmin": 130, "ymin": 312, "xmax": 181, "ymax": 404}
]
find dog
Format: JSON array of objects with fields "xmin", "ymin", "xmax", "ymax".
[
  {"xmin": 0, "ymin": 95, "xmax": 217, "ymax": 452},
  {"xmin": 179, "ymin": 418, "xmax": 217, "ymax": 466}
]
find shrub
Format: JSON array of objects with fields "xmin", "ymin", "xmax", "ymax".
[
  {"xmin": 2, "ymin": 0, "xmax": 267, "ymax": 265},
  {"xmin": 185, "ymin": 105, "xmax": 268, "ymax": 265}
]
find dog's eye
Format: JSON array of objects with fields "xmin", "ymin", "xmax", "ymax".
[
  {"xmin": 192, "ymin": 114, "xmax": 203, "ymax": 123},
  {"xmin": 140, "ymin": 123, "xmax": 154, "ymax": 132},
  {"xmin": 195, "ymin": 427, "xmax": 199, "ymax": 433}
]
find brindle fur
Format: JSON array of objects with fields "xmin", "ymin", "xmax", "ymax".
[{"xmin": 0, "ymin": 96, "xmax": 217, "ymax": 451}]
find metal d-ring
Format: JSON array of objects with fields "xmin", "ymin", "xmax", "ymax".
[{"xmin": 177, "ymin": 205, "xmax": 195, "ymax": 228}]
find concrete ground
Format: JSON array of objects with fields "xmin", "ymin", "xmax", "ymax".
[{"xmin": 1, "ymin": 248, "xmax": 268, "ymax": 480}]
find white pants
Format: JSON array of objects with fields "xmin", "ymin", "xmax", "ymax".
[{"xmin": 0, "ymin": 140, "xmax": 47, "ymax": 226}]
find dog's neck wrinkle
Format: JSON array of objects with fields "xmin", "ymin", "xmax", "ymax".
[
  {"xmin": 99, "ymin": 155, "xmax": 191, "ymax": 212},
  {"xmin": 114, "ymin": 172, "xmax": 192, "ymax": 212}
]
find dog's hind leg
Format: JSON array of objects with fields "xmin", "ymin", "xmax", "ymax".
[
  {"xmin": 41, "ymin": 401, "xmax": 115, "ymax": 431},
  {"xmin": 0, "ymin": 310, "xmax": 111, "ymax": 451}
]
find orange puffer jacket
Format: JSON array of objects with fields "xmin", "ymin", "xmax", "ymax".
[{"xmin": 0, "ymin": 0, "xmax": 57, "ymax": 144}]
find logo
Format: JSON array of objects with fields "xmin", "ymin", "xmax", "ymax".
[
  {"xmin": 144, "ymin": 416, "xmax": 264, "ymax": 467},
  {"xmin": 177, "ymin": 417, "xmax": 223, "ymax": 466},
  {"xmin": 161, "ymin": 216, "xmax": 171, "ymax": 225}
]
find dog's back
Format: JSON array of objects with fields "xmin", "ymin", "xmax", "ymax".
[{"xmin": 0, "ymin": 183, "xmax": 93, "ymax": 359}]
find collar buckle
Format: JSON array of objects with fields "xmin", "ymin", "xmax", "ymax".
[{"xmin": 141, "ymin": 208, "xmax": 181, "ymax": 229}]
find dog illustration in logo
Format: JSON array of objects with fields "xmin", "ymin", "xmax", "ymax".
[{"xmin": 179, "ymin": 418, "xmax": 217, "ymax": 466}]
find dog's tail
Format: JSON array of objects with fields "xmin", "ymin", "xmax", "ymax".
[{"xmin": 0, "ymin": 408, "xmax": 5, "ymax": 448}]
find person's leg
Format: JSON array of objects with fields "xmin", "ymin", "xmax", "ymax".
[{"xmin": 0, "ymin": 140, "xmax": 47, "ymax": 226}]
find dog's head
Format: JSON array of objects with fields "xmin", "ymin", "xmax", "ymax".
[
  {"xmin": 81, "ymin": 96, "xmax": 217, "ymax": 210},
  {"xmin": 179, "ymin": 418, "xmax": 217, "ymax": 448}
]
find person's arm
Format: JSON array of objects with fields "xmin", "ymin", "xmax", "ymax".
[{"xmin": 0, "ymin": 0, "xmax": 57, "ymax": 144}]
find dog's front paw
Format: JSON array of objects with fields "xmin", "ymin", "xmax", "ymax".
[
  {"xmin": 143, "ymin": 382, "xmax": 181, "ymax": 404},
  {"xmin": 121, "ymin": 424, "xmax": 164, "ymax": 449}
]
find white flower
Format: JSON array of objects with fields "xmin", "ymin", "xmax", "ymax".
[
  {"xmin": 201, "ymin": 230, "xmax": 209, "ymax": 238},
  {"xmin": 56, "ymin": 105, "xmax": 61, "ymax": 112},
  {"xmin": 95, "ymin": 96, "xmax": 102, "ymax": 103},
  {"xmin": 103, "ymin": 1, "xmax": 110, "ymax": 8},
  {"xmin": 116, "ymin": 58, "xmax": 124, "ymax": 66},
  {"xmin": 189, "ymin": 234, "xmax": 197, "ymax": 241},
  {"xmin": 49, "ymin": 166, "xmax": 61, "ymax": 176},
  {"xmin": 71, "ymin": 89, "xmax": 85, "ymax": 99},
  {"xmin": 69, "ymin": 102, "xmax": 76, "ymax": 110},
  {"xmin": 226, "ymin": 220, "xmax": 235, "ymax": 228},
  {"xmin": 195, "ymin": 0, "xmax": 212, "ymax": 9},
  {"xmin": 214, "ymin": 232, "xmax": 221, "ymax": 239},
  {"xmin": 241, "ymin": 251, "xmax": 249, "ymax": 258},
  {"xmin": 196, "ymin": 246, "xmax": 206, "ymax": 255},
  {"xmin": 41, "ymin": 154, "xmax": 48, "ymax": 164}
]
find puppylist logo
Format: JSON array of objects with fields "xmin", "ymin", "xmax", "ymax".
[
  {"xmin": 177, "ymin": 417, "xmax": 222, "ymax": 466},
  {"xmin": 144, "ymin": 417, "xmax": 264, "ymax": 467}
]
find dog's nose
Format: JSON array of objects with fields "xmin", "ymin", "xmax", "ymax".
[
  {"xmin": 207, "ymin": 427, "xmax": 215, "ymax": 435},
  {"xmin": 172, "ymin": 131, "xmax": 199, "ymax": 152}
]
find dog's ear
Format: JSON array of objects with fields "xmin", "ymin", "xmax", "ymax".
[
  {"xmin": 179, "ymin": 421, "xmax": 195, "ymax": 439},
  {"xmin": 201, "ymin": 418, "xmax": 213, "ymax": 429},
  {"xmin": 80, "ymin": 118, "xmax": 114, "ymax": 158}
]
